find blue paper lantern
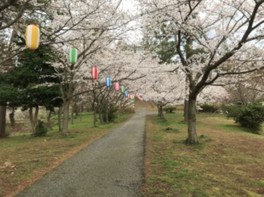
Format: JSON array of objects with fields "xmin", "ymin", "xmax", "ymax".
[
  {"xmin": 124, "ymin": 90, "xmax": 129, "ymax": 97},
  {"xmin": 106, "ymin": 76, "xmax": 112, "ymax": 88}
]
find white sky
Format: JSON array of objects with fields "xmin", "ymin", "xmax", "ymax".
[
  {"xmin": 120, "ymin": 0, "xmax": 143, "ymax": 44},
  {"xmin": 121, "ymin": 0, "xmax": 137, "ymax": 11}
]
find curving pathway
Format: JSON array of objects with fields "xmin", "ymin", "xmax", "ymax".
[{"xmin": 17, "ymin": 109, "xmax": 146, "ymax": 197}]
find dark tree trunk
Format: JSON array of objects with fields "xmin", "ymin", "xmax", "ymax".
[
  {"xmin": 62, "ymin": 101, "xmax": 70, "ymax": 135},
  {"xmin": 9, "ymin": 108, "xmax": 15, "ymax": 128},
  {"xmin": 184, "ymin": 99, "xmax": 188, "ymax": 122},
  {"xmin": 93, "ymin": 110, "xmax": 97, "ymax": 127},
  {"xmin": 0, "ymin": 105, "xmax": 7, "ymax": 138},
  {"xmin": 93, "ymin": 98, "xmax": 97, "ymax": 127},
  {"xmin": 186, "ymin": 97, "xmax": 199, "ymax": 144},
  {"xmin": 71, "ymin": 104, "xmax": 74, "ymax": 125},
  {"xmin": 58, "ymin": 107, "xmax": 62, "ymax": 132},
  {"xmin": 47, "ymin": 110, "xmax": 52, "ymax": 130},
  {"xmin": 99, "ymin": 111, "xmax": 103, "ymax": 124},
  {"xmin": 157, "ymin": 105, "xmax": 165, "ymax": 120},
  {"xmin": 105, "ymin": 109, "xmax": 109, "ymax": 123},
  {"xmin": 29, "ymin": 106, "xmax": 39, "ymax": 133}
]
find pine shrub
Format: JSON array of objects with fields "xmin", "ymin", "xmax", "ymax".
[
  {"xmin": 33, "ymin": 120, "xmax": 48, "ymax": 137},
  {"xmin": 224, "ymin": 103, "xmax": 264, "ymax": 133}
]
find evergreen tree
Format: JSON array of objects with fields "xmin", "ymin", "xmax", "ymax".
[{"xmin": 0, "ymin": 44, "xmax": 62, "ymax": 133}]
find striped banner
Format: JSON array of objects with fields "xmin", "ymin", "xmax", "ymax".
[{"xmin": 25, "ymin": 24, "xmax": 40, "ymax": 50}]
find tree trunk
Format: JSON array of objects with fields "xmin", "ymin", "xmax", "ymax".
[
  {"xmin": 71, "ymin": 104, "xmax": 74, "ymax": 125},
  {"xmin": 62, "ymin": 101, "xmax": 70, "ymax": 135},
  {"xmin": 34, "ymin": 106, "xmax": 39, "ymax": 125},
  {"xmin": 157, "ymin": 105, "xmax": 161, "ymax": 117},
  {"xmin": 47, "ymin": 110, "xmax": 52, "ymax": 130},
  {"xmin": 9, "ymin": 108, "xmax": 15, "ymax": 127},
  {"xmin": 184, "ymin": 99, "xmax": 188, "ymax": 122},
  {"xmin": 93, "ymin": 110, "xmax": 97, "ymax": 127},
  {"xmin": 29, "ymin": 107, "xmax": 34, "ymax": 132},
  {"xmin": 157, "ymin": 105, "xmax": 165, "ymax": 120},
  {"xmin": 29, "ymin": 107, "xmax": 33, "ymax": 125},
  {"xmin": 29, "ymin": 106, "xmax": 39, "ymax": 133},
  {"xmin": 0, "ymin": 105, "xmax": 7, "ymax": 138},
  {"xmin": 186, "ymin": 97, "xmax": 199, "ymax": 144},
  {"xmin": 58, "ymin": 107, "xmax": 62, "ymax": 132},
  {"xmin": 99, "ymin": 111, "xmax": 103, "ymax": 124},
  {"xmin": 184, "ymin": 76, "xmax": 189, "ymax": 122},
  {"xmin": 105, "ymin": 109, "xmax": 109, "ymax": 123}
]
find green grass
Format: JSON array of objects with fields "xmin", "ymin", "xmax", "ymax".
[
  {"xmin": 0, "ymin": 112, "xmax": 132, "ymax": 197},
  {"xmin": 143, "ymin": 112, "xmax": 264, "ymax": 197}
]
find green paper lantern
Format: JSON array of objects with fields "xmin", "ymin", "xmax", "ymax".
[
  {"xmin": 120, "ymin": 85, "xmax": 126, "ymax": 93},
  {"xmin": 69, "ymin": 48, "xmax": 78, "ymax": 64}
]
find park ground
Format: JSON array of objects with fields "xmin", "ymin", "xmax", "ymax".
[
  {"xmin": 0, "ymin": 112, "xmax": 132, "ymax": 197},
  {"xmin": 143, "ymin": 110, "xmax": 264, "ymax": 197},
  {"xmin": 1, "ymin": 104, "xmax": 264, "ymax": 197}
]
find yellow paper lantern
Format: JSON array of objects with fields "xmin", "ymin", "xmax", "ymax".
[{"xmin": 25, "ymin": 24, "xmax": 40, "ymax": 50}]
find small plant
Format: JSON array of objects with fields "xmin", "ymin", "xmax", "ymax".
[{"xmin": 33, "ymin": 120, "xmax": 48, "ymax": 137}]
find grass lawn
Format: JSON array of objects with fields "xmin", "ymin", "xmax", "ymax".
[
  {"xmin": 0, "ymin": 112, "xmax": 132, "ymax": 197},
  {"xmin": 143, "ymin": 111, "xmax": 264, "ymax": 197}
]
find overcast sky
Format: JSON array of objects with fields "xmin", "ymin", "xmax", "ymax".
[
  {"xmin": 120, "ymin": 0, "xmax": 142, "ymax": 44},
  {"xmin": 121, "ymin": 0, "xmax": 137, "ymax": 11}
]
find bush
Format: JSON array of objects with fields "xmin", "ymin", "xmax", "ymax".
[
  {"xmin": 222, "ymin": 104, "xmax": 241, "ymax": 118},
  {"xmin": 224, "ymin": 103, "xmax": 264, "ymax": 133},
  {"xmin": 102, "ymin": 107, "xmax": 118, "ymax": 122},
  {"xmin": 164, "ymin": 106, "xmax": 176, "ymax": 113},
  {"xmin": 199, "ymin": 103, "xmax": 219, "ymax": 113},
  {"xmin": 33, "ymin": 120, "xmax": 48, "ymax": 137}
]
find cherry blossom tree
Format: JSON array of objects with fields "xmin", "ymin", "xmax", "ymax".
[
  {"xmin": 139, "ymin": 0, "xmax": 264, "ymax": 144},
  {"xmin": 40, "ymin": 0, "xmax": 149, "ymax": 134}
]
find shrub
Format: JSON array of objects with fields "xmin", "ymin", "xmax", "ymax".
[
  {"xmin": 102, "ymin": 107, "xmax": 118, "ymax": 122},
  {"xmin": 222, "ymin": 104, "xmax": 241, "ymax": 119},
  {"xmin": 164, "ymin": 106, "xmax": 176, "ymax": 113},
  {"xmin": 236, "ymin": 104, "xmax": 264, "ymax": 133},
  {"xmin": 199, "ymin": 103, "xmax": 219, "ymax": 113},
  {"xmin": 224, "ymin": 103, "xmax": 264, "ymax": 133},
  {"xmin": 33, "ymin": 120, "xmax": 48, "ymax": 137}
]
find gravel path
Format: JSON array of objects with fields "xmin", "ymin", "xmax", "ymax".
[{"xmin": 17, "ymin": 109, "xmax": 146, "ymax": 197}]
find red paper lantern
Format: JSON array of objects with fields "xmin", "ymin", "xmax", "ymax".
[
  {"xmin": 91, "ymin": 66, "xmax": 98, "ymax": 80},
  {"xmin": 114, "ymin": 82, "xmax": 120, "ymax": 91}
]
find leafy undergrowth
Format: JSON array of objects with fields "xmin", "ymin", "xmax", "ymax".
[
  {"xmin": 0, "ymin": 112, "xmax": 132, "ymax": 197},
  {"xmin": 143, "ymin": 112, "xmax": 264, "ymax": 197}
]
